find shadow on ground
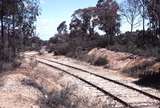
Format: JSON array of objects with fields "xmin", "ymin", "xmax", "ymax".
[{"xmin": 134, "ymin": 73, "xmax": 160, "ymax": 90}]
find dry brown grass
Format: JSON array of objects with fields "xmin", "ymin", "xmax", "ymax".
[
  {"xmin": 85, "ymin": 48, "xmax": 160, "ymax": 78},
  {"xmin": 43, "ymin": 84, "xmax": 118, "ymax": 108},
  {"xmin": 32, "ymin": 60, "xmax": 119, "ymax": 108}
]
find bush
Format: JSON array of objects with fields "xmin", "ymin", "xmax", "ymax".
[
  {"xmin": 93, "ymin": 57, "xmax": 108, "ymax": 66},
  {"xmin": 43, "ymin": 84, "xmax": 117, "ymax": 108},
  {"xmin": 137, "ymin": 30, "xmax": 160, "ymax": 47},
  {"xmin": 46, "ymin": 85, "xmax": 77, "ymax": 108},
  {"xmin": 134, "ymin": 73, "xmax": 160, "ymax": 89}
]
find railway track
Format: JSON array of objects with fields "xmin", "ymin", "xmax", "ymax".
[{"xmin": 35, "ymin": 57, "xmax": 160, "ymax": 108}]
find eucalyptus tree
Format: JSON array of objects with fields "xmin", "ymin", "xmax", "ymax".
[
  {"xmin": 96, "ymin": 0, "xmax": 120, "ymax": 44},
  {"xmin": 146, "ymin": 0, "xmax": 160, "ymax": 35},
  {"xmin": 57, "ymin": 21, "xmax": 67, "ymax": 34},
  {"xmin": 70, "ymin": 7, "xmax": 97, "ymax": 36},
  {"xmin": 0, "ymin": 0, "xmax": 40, "ymax": 62},
  {"xmin": 137, "ymin": 0, "xmax": 149, "ymax": 32},
  {"xmin": 69, "ymin": 0, "xmax": 120, "ymax": 44}
]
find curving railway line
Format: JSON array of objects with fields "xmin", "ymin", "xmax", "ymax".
[{"xmin": 35, "ymin": 57, "xmax": 160, "ymax": 108}]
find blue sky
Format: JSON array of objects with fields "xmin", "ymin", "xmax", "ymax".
[{"xmin": 36, "ymin": 0, "xmax": 134, "ymax": 40}]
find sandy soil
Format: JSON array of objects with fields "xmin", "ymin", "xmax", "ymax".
[
  {"xmin": 0, "ymin": 57, "xmax": 50, "ymax": 108},
  {"xmin": 0, "ymin": 54, "xmax": 107, "ymax": 108},
  {"xmin": 0, "ymin": 69, "xmax": 43, "ymax": 108},
  {"xmin": 0, "ymin": 49, "xmax": 159, "ymax": 108}
]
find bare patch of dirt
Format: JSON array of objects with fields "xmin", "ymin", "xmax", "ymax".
[
  {"xmin": 0, "ymin": 57, "xmax": 51, "ymax": 108},
  {"xmin": 0, "ymin": 69, "xmax": 45, "ymax": 108},
  {"xmin": 0, "ymin": 52, "xmax": 124, "ymax": 108}
]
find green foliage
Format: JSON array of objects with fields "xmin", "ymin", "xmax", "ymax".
[
  {"xmin": 0, "ymin": 0, "xmax": 40, "ymax": 63},
  {"xmin": 48, "ymin": 0, "xmax": 160, "ymax": 59},
  {"xmin": 70, "ymin": 0, "xmax": 120, "ymax": 41},
  {"xmin": 146, "ymin": 0, "xmax": 160, "ymax": 33},
  {"xmin": 57, "ymin": 21, "xmax": 67, "ymax": 34},
  {"xmin": 93, "ymin": 57, "xmax": 108, "ymax": 66}
]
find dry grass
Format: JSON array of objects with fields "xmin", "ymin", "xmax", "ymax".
[
  {"xmin": 85, "ymin": 50, "xmax": 108, "ymax": 66},
  {"xmin": 42, "ymin": 84, "xmax": 118, "ymax": 108},
  {"xmin": 0, "ymin": 68, "xmax": 46, "ymax": 108},
  {"xmin": 85, "ymin": 48, "xmax": 160, "ymax": 78},
  {"xmin": 32, "ymin": 61, "xmax": 119, "ymax": 108}
]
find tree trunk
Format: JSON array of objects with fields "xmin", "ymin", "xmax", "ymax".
[
  {"xmin": 131, "ymin": 23, "xmax": 133, "ymax": 32},
  {"xmin": 142, "ymin": 3, "xmax": 145, "ymax": 36},
  {"xmin": 158, "ymin": 20, "xmax": 160, "ymax": 35},
  {"xmin": 12, "ymin": 14, "xmax": 16, "ymax": 58},
  {"xmin": 8, "ymin": 23, "xmax": 12, "ymax": 62},
  {"xmin": 0, "ymin": 0, "xmax": 4, "ymax": 61},
  {"xmin": 142, "ymin": 9, "xmax": 145, "ymax": 39},
  {"xmin": 89, "ymin": 27, "xmax": 94, "ymax": 37},
  {"xmin": 131, "ymin": 16, "xmax": 134, "ymax": 32}
]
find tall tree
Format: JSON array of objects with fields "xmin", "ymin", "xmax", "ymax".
[
  {"xmin": 121, "ymin": 0, "xmax": 141, "ymax": 32},
  {"xmin": 0, "ymin": 0, "xmax": 40, "ymax": 62},
  {"xmin": 70, "ymin": 7, "xmax": 97, "ymax": 35},
  {"xmin": 0, "ymin": 0, "xmax": 4, "ymax": 60},
  {"xmin": 146, "ymin": 0, "xmax": 160, "ymax": 35},
  {"xmin": 57, "ymin": 21, "xmax": 67, "ymax": 34},
  {"xmin": 69, "ymin": 0, "xmax": 120, "ymax": 44},
  {"xmin": 96, "ymin": 0, "xmax": 120, "ymax": 44},
  {"xmin": 138, "ymin": 0, "xmax": 148, "ymax": 32}
]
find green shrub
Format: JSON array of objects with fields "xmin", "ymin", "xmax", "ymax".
[{"xmin": 93, "ymin": 57, "xmax": 108, "ymax": 66}]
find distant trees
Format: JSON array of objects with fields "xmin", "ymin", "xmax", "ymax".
[
  {"xmin": 0, "ymin": 0, "xmax": 40, "ymax": 62},
  {"xmin": 69, "ymin": 0, "xmax": 120, "ymax": 44},
  {"xmin": 48, "ymin": 0, "xmax": 121, "ymax": 55},
  {"xmin": 48, "ymin": 0, "xmax": 160, "ymax": 56},
  {"xmin": 48, "ymin": 0, "xmax": 121, "ymax": 50},
  {"xmin": 46, "ymin": 0, "xmax": 160, "ymax": 59}
]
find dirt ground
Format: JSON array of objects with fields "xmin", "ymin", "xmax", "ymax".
[
  {"xmin": 0, "ymin": 54, "xmax": 115, "ymax": 108},
  {"xmin": 0, "ymin": 49, "xmax": 159, "ymax": 108},
  {"xmin": 0, "ymin": 69, "xmax": 42, "ymax": 107},
  {"xmin": 0, "ymin": 57, "xmax": 54, "ymax": 108}
]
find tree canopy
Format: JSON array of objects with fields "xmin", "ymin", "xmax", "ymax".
[{"xmin": 0, "ymin": 0, "xmax": 40, "ymax": 63}]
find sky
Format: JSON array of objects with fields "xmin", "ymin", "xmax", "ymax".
[{"xmin": 36, "ymin": 0, "xmax": 137, "ymax": 40}]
